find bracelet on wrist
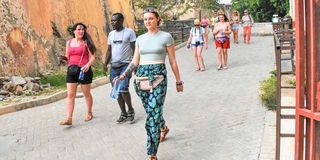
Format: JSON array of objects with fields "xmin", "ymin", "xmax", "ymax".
[{"xmin": 176, "ymin": 81, "xmax": 184, "ymax": 85}]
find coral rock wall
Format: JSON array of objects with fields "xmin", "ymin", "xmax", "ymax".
[{"xmin": 0, "ymin": 0, "xmax": 135, "ymax": 76}]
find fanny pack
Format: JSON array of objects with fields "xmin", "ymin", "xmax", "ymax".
[
  {"xmin": 135, "ymin": 75, "xmax": 164, "ymax": 92},
  {"xmin": 111, "ymin": 62, "xmax": 126, "ymax": 68},
  {"xmin": 216, "ymin": 37, "xmax": 229, "ymax": 43}
]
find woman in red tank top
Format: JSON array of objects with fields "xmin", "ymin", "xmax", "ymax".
[{"xmin": 59, "ymin": 22, "xmax": 97, "ymax": 125}]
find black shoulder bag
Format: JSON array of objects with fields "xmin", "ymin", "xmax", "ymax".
[{"xmin": 68, "ymin": 42, "xmax": 85, "ymax": 76}]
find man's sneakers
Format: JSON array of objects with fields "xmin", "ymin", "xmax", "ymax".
[
  {"xmin": 117, "ymin": 113, "xmax": 127, "ymax": 123},
  {"xmin": 126, "ymin": 109, "xmax": 135, "ymax": 123},
  {"xmin": 116, "ymin": 109, "xmax": 135, "ymax": 124}
]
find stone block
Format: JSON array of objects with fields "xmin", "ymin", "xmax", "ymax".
[
  {"xmin": 11, "ymin": 76, "xmax": 26, "ymax": 85},
  {"xmin": 3, "ymin": 82, "xmax": 16, "ymax": 92},
  {"xmin": 15, "ymin": 85, "xmax": 23, "ymax": 96}
]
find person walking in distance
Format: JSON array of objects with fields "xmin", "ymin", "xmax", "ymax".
[
  {"xmin": 201, "ymin": 15, "xmax": 210, "ymax": 42},
  {"xmin": 186, "ymin": 19, "xmax": 208, "ymax": 71},
  {"xmin": 241, "ymin": 9, "xmax": 254, "ymax": 44},
  {"xmin": 119, "ymin": 7, "xmax": 184, "ymax": 160},
  {"xmin": 103, "ymin": 13, "xmax": 136, "ymax": 123},
  {"xmin": 210, "ymin": 11, "xmax": 218, "ymax": 32},
  {"xmin": 59, "ymin": 22, "xmax": 96, "ymax": 125},
  {"xmin": 230, "ymin": 10, "xmax": 240, "ymax": 44},
  {"xmin": 213, "ymin": 12, "xmax": 231, "ymax": 70}
]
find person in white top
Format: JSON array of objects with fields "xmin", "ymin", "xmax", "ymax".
[
  {"xmin": 186, "ymin": 19, "xmax": 208, "ymax": 71},
  {"xmin": 104, "ymin": 13, "xmax": 136, "ymax": 124},
  {"xmin": 241, "ymin": 9, "xmax": 254, "ymax": 44}
]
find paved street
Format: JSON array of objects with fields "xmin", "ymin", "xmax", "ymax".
[{"xmin": 0, "ymin": 30, "xmax": 276, "ymax": 160}]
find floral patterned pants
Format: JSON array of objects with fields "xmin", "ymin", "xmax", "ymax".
[{"xmin": 134, "ymin": 64, "xmax": 167, "ymax": 156}]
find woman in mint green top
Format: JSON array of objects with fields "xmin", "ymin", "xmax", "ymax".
[
  {"xmin": 119, "ymin": 7, "xmax": 184, "ymax": 160},
  {"xmin": 136, "ymin": 30, "xmax": 173, "ymax": 62}
]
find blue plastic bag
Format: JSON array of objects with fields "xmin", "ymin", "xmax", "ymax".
[{"xmin": 110, "ymin": 77, "xmax": 121, "ymax": 100}]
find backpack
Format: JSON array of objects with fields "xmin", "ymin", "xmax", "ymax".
[
  {"xmin": 249, "ymin": 15, "xmax": 253, "ymax": 24},
  {"xmin": 191, "ymin": 27, "xmax": 204, "ymax": 41}
]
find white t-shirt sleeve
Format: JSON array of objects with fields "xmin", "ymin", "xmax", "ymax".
[
  {"xmin": 107, "ymin": 32, "xmax": 113, "ymax": 45},
  {"xmin": 129, "ymin": 29, "xmax": 136, "ymax": 42}
]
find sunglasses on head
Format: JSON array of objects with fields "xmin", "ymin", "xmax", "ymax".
[
  {"xmin": 113, "ymin": 40, "xmax": 123, "ymax": 44},
  {"xmin": 143, "ymin": 8, "xmax": 158, "ymax": 14}
]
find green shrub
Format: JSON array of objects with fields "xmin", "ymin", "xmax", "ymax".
[
  {"xmin": 40, "ymin": 71, "xmax": 66, "ymax": 89},
  {"xmin": 269, "ymin": 70, "xmax": 276, "ymax": 76},
  {"xmin": 67, "ymin": 25, "xmax": 74, "ymax": 36},
  {"xmin": 40, "ymin": 62, "xmax": 107, "ymax": 89},
  {"xmin": 91, "ymin": 62, "xmax": 106, "ymax": 78},
  {"xmin": 259, "ymin": 72, "xmax": 277, "ymax": 110},
  {"xmin": 135, "ymin": 27, "xmax": 147, "ymax": 36},
  {"xmin": 287, "ymin": 79, "xmax": 296, "ymax": 86}
]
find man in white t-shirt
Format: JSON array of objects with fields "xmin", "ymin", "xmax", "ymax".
[{"xmin": 104, "ymin": 13, "xmax": 136, "ymax": 123}]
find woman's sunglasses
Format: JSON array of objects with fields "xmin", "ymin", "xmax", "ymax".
[{"xmin": 143, "ymin": 8, "xmax": 158, "ymax": 14}]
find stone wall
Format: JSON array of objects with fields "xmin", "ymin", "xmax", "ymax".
[{"xmin": 0, "ymin": 0, "xmax": 135, "ymax": 77}]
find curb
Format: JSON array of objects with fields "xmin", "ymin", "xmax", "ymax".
[
  {"xmin": 175, "ymin": 41, "xmax": 188, "ymax": 49},
  {"xmin": 250, "ymin": 32, "xmax": 274, "ymax": 37},
  {"xmin": 0, "ymin": 77, "xmax": 109, "ymax": 116}
]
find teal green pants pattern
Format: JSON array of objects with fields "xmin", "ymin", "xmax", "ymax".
[{"xmin": 134, "ymin": 64, "xmax": 167, "ymax": 156}]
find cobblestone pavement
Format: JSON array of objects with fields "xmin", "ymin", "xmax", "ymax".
[{"xmin": 0, "ymin": 33, "xmax": 275, "ymax": 160}]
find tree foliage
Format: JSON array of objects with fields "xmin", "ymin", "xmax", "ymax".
[
  {"xmin": 133, "ymin": 0, "xmax": 220, "ymax": 20},
  {"xmin": 194, "ymin": 0, "xmax": 221, "ymax": 10},
  {"xmin": 231, "ymin": 0, "xmax": 289, "ymax": 22}
]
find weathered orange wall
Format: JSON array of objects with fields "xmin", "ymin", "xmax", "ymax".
[
  {"xmin": 0, "ymin": 0, "xmax": 135, "ymax": 76},
  {"xmin": 107, "ymin": 0, "xmax": 135, "ymax": 28}
]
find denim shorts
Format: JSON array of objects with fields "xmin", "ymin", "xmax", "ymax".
[
  {"xmin": 232, "ymin": 23, "xmax": 240, "ymax": 30},
  {"xmin": 191, "ymin": 41, "xmax": 204, "ymax": 48},
  {"xmin": 110, "ymin": 63, "xmax": 131, "ymax": 92}
]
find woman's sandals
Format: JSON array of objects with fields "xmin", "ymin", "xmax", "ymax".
[
  {"xmin": 59, "ymin": 117, "xmax": 72, "ymax": 125},
  {"xmin": 85, "ymin": 112, "xmax": 93, "ymax": 122},
  {"xmin": 159, "ymin": 126, "xmax": 170, "ymax": 142},
  {"xmin": 149, "ymin": 156, "xmax": 158, "ymax": 160}
]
